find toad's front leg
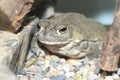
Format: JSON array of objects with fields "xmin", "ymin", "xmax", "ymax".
[{"xmin": 30, "ymin": 33, "xmax": 45, "ymax": 57}]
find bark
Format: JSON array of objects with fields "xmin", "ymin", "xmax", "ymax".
[
  {"xmin": 99, "ymin": 0, "xmax": 120, "ymax": 71},
  {"xmin": 0, "ymin": 0, "xmax": 33, "ymax": 32}
]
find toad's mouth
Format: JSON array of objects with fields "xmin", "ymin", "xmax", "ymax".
[{"xmin": 38, "ymin": 38, "xmax": 72, "ymax": 45}]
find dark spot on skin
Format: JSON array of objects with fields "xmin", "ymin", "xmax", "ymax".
[{"xmin": 112, "ymin": 45, "xmax": 120, "ymax": 54}]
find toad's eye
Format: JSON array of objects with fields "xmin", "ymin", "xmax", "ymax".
[
  {"xmin": 56, "ymin": 25, "xmax": 67, "ymax": 34},
  {"xmin": 59, "ymin": 27, "xmax": 67, "ymax": 33},
  {"xmin": 59, "ymin": 25, "xmax": 67, "ymax": 34}
]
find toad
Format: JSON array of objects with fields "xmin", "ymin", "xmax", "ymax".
[{"xmin": 31, "ymin": 13, "xmax": 106, "ymax": 58}]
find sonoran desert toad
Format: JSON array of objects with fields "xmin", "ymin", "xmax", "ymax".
[{"xmin": 31, "ymin": 13, "xmax": 106, "ymax": 58}]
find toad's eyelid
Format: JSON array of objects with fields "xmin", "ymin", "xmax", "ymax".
[
  {"xmin": 56, "ymin": 30, "xmax": 61, "ymax": 35},
  {"xmin": 55, "ymin": 24, "xmax": 67, "ymax": 30}
]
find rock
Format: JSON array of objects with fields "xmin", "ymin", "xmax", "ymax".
[
  {"xmin": 0, "ymin": 16, "xmax": 38, "ymax": 77},
  {"xmin": 0, "ymin": 18, "xmax": 38, "ymax": 73},
  {"xmin": 0, "ymin": 64, "xmax": 17, "ymax": 80},
  {"xmin": 0, "ymin": 31, "xmax": 21, "ymax": 72},
  {"xmin": 16, "ymin": 18, "xmax": 39, "ymax": 73},
  {"xmin": 0, "ymin": 0, "xmax": 33, "ymax": 32}
]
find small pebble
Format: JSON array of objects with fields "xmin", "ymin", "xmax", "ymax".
[
  {"xmin": 117, "ymin": 68, "xmax": 120, "ymax": 75},
  {"xmin": 18, "ymin": 70, "xmax": 26, "ymax": 75},
  {"xmin": 49, "ymin": 59, "xmax": 61, "ymax": 68},
  {"xmin": 50, "ymin": 74, "xmax": 66, "ymax": 80},
  {"xmin": 63, "ymin": 64, "xmax": 70, "ymax": 72},
  {"xmin": 35, "ymin": 74, "xmax": 45, "ymax": 80},
  {"xmin": 74, "ymin": 64, "xmax": 82, "ymax": 72},
  {"xmin": 65, "ymin": 72, "xmax": 75, "ymax": 78},
  {"xmin": 87, "ymin": 74, "xmax": 98, "ymax": 80},
  {"xmin": 104, "ymin": 76, "xmax": 113, "ymax": 80},
  {"xmin": 112, "ymin": 74, "xmax": 119, "ymax": 79}
]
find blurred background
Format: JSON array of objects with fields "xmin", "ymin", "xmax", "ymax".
[{"xmin": 56, "ymin": 0, "xmax": 115, "ymax": 26}]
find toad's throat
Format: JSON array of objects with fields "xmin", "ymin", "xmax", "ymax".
[{"xmin": 38, "ymin": 39, "xmax": 103, "ymax": 58}]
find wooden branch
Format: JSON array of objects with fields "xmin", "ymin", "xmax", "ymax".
[{"xmin": 99, "ymin": 0, "xmax": 120, "ymax": 71}]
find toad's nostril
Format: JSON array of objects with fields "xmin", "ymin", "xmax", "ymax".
[
  {"xmin": 37, "ymin": 24, "xmax": 41, "ymax": 32},
  {"xmin": 37, "ymin": 24, "xmax": 40, "ymax": 29}
]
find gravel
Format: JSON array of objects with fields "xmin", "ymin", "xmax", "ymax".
[{"xmin": 17, "ymin": 52, "xmax": 120, "ymax": 80}]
